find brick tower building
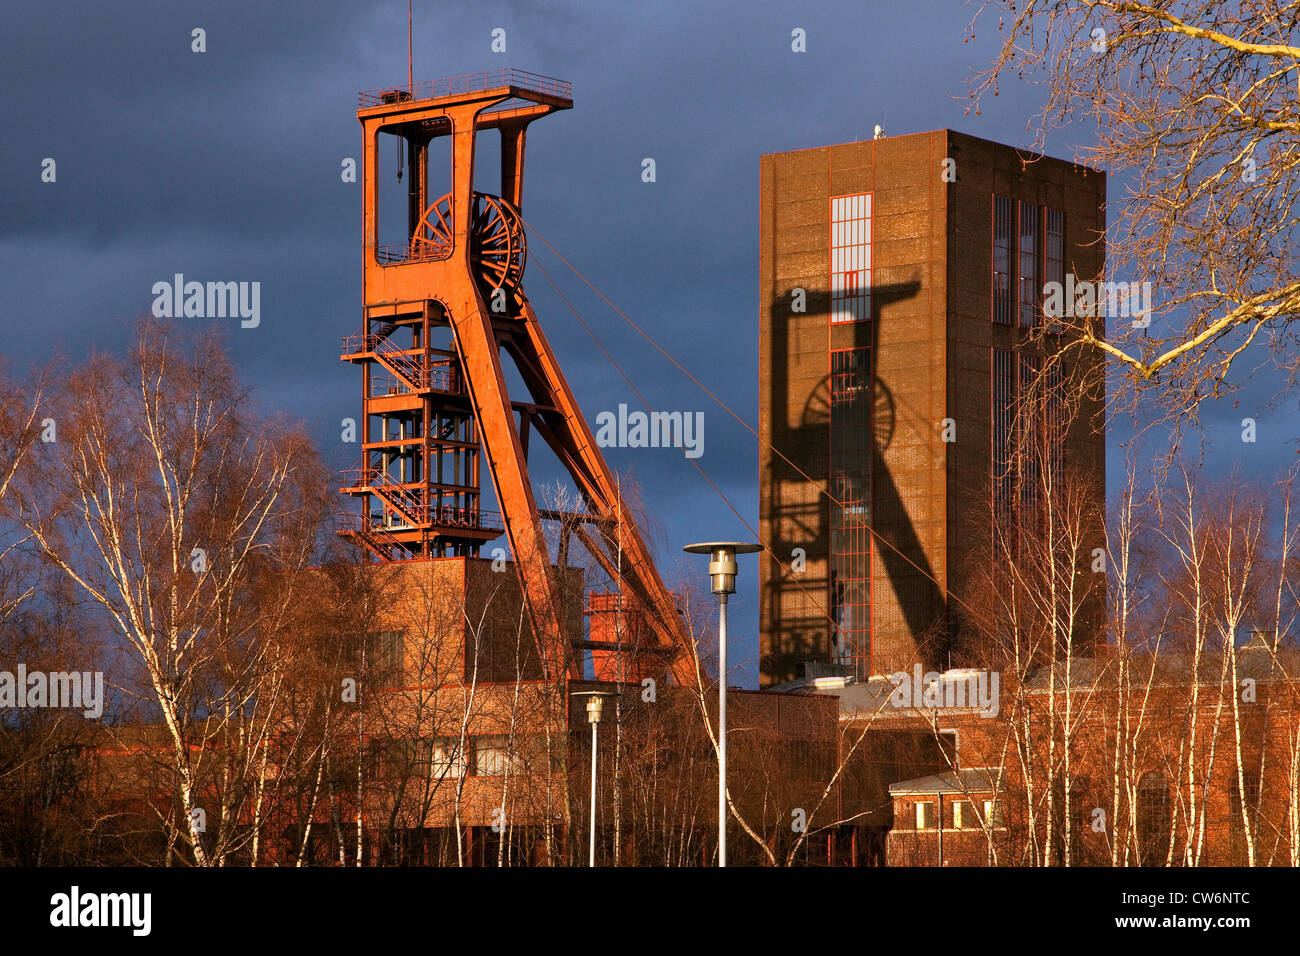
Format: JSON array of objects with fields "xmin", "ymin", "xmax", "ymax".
[{"xmin": 759, "ymin": 130, "xmax": 1106, "ymax": 687}]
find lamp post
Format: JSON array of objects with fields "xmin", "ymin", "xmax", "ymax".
[
  {"xmin": 683, "ymin": 541, "xmax": 761, "ymax": 867},
  {"xmin": 571, "ymin": 690, "xmax": 613, "ymax": 867}
]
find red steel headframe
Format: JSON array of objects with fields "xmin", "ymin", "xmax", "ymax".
[{"xmin": 341, "ymin": 70, "xmax": 695, "ymax": 685}]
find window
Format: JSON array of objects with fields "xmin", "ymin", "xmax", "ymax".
[
  {"xmin": 1018, "ymin": 201, "xmax": 1040, "ymax": 327},
  {"xmin": 420, "ymin": 737, "xmax": 466, "ymax": 779},
  {"xmin": 367, "ymin": 737, "xmax": 414, "ymax": 779},
  {"xmin": 983, "ymin": 799, "xmax": 1005, "ymax": 828},
  {"xmin": 369, "ymin": 630, "xmax": 404, "ymax": 678},
  {"xmin": 992, "ymin": 347, "xmax": 1016, "ymax": 522},
  {"xmin": 830, "ymin": 193, "xmax": 872, "ymax": 323},
  {"xmin": 467, "ymin": 619, "xmax": 544, "ymax": 683},
  {"xmin": 829, "ymin": 347, "xmax": 872, "ymax": 677},
  {"xmin": 1044, "ymin": 360, "xmax": 1065, "ymax": 483},
  {"xmin": 1242, "ymin": 776, "xmax": 1260, "ymax": 825},
  {"xmin": 916, "ymin": 801, "xmax": 936, "ymax": 830},
  {"xmin": 990, "ymin": 200, "xmax": 1067, "ymax": 541},
  {"xmin": 995, "ymin": 198, "xmax": 1064, "ymax": 328},
  {"xmin": 1018, "ymin": 352, "xmax": 1042, "ymax": 515},
  {"xmin": 995, "ymin": 346, "xmax": 1066, "ymax": 534},
  {"xmin": 1045, "ymin": 208, "xmax": 1065, "ymax": 319},
  {"xmin": 1137, "ymin": 772, "xmax": 1171, "ymax": 865},
  {"xmin": 993, "ymin": 195, "xmax": 1014, "ymax": 325},
  {"xmin": 1230, "ymin": 774, "xmax": 1262, "ymax": 850},
  {"xmin": 339, "ymin": 630, "xmax": 404, "ymax": 681},
  {"xmin": 472, "ymin": 735, "xmax": 515, "ymax": 776},
  {"xmin": 952, "ymin": 799, "xmax": 969, "ymax": 829},
  {"xmin": 1050, "ymin": 776, "xmax": 1096, "ymax": 864},
  {"xmin": 939, "ymin": 730, "xmax": 958, "ymax": 764}
]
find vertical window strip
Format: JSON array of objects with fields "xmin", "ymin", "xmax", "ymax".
[
  {"xmin": 1019, "ymin": 201, "xmax": 1040, "ymax": 328},
  {"xmin": 992, "ymin": 348, "xmax": 1016, "ymax": 522},
  {"xmin": 831, "ymin": 193, "xmax": 872, "ymax": 324},
  {"xmin": 992, "ymin": 195, "xmax": 1014, "ymax": 326},
  {"xmin": 1045, "ymin": 360, "xmax": 1065, "ymax": 485},
  {"xmin": 830, "ymin": 347, "xmax": 872, "ymax": 678},
  {"xmin": 1045, "ymin": 208, "xmax": 1065, "ymax": 301},
  {"xmin": 1018, "ymin": 352, "xmax": 1042, "ymax": 516}
]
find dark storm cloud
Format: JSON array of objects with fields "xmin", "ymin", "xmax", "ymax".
[{"xmin": 3, "ymin": 0, "xmax": 1294, "ymax": 683}]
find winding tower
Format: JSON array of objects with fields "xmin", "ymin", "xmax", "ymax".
[{"xmin": 340, "ymin": 69, "xmax": 691, "ymax": 683}]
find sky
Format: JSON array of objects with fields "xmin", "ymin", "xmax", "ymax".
[{"xmin": 2, "ymin": 0, "xmax": 1295, "ymax": 685}]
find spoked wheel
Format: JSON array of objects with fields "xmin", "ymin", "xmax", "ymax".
[
  {"xmin": 410, "ymin": 194, "xmax": 453, "ymax": 259},
  {"xmin": 470, "ymin": 193, "xmax": 525, "ymax": 297},
  {"xmin": 408, "ymin": 191, "xmax": 526, "ymax": 299}
]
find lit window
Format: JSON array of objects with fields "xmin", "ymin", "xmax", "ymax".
[
  {"xmin": 830, "ymin": 193, "xmax": 872, "ymax": 323},
  {"xmin": 916, "ymin": 801, "xmax": 936, "ymax": 830},
  {"xmin": 983, "ymin": 799, "xmax": 1005, "ymax": 828},
  {"xmin": 422, "ymin": 737, "xmax": 466, "ymax": 779},
  {"xmin": 953, "ymin": 800, "xmax": 967, "ymax": 829},
  {"xmin": 472, "ymin": 735, "xmax": 513, "ymax": 776}
]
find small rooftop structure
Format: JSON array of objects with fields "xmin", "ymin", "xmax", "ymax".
[{"xmin": 888, "ymin": 768, "xmax": 997, "ymax": 796}]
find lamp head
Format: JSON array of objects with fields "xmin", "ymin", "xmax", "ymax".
[
  {"xmin": 571, "ymin": 689, "xmax": 615, "ymax": 724},
  {"xmin": 683, "ymin": 541, "xmax": 762, "ymax": 595}
]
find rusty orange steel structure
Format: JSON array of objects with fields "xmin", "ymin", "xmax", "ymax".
[{"xmin": 340, "ymin": 69, "xmax": 693, "ymax": 684}]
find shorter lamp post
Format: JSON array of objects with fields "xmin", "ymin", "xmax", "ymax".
[
  {"xmin": 570, "ymin": 690, "xmax": 615, "ymax": 867},
  {"xmin": 682, "ymin": 541, "xmax": 762, "ymax": 867}
]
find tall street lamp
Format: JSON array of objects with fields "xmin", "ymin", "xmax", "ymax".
[
  {"xmin": 571, "ymin": 690, "xmax": 614, "ymax": 867},
  {"xmin": 683, "ymin": 541, "xmax": 761, "ymax": 867}
]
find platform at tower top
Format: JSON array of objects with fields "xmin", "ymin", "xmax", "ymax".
[{"xmin": 358, "ymin": 68, "xmax": 572, "ymax": 109}]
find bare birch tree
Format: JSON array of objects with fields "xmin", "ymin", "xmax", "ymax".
[
  {"xmin": 12, "ymin": 321, "xmax": 330, "ymax": 865},
  {"xmin": 970, "ymin": 1, "xmax": 1300, "ymax": 432}
]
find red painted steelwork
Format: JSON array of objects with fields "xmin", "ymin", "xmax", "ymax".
[{"xmin": 340, "ymin": 71, "xmax": 694, "ymax": 685}]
